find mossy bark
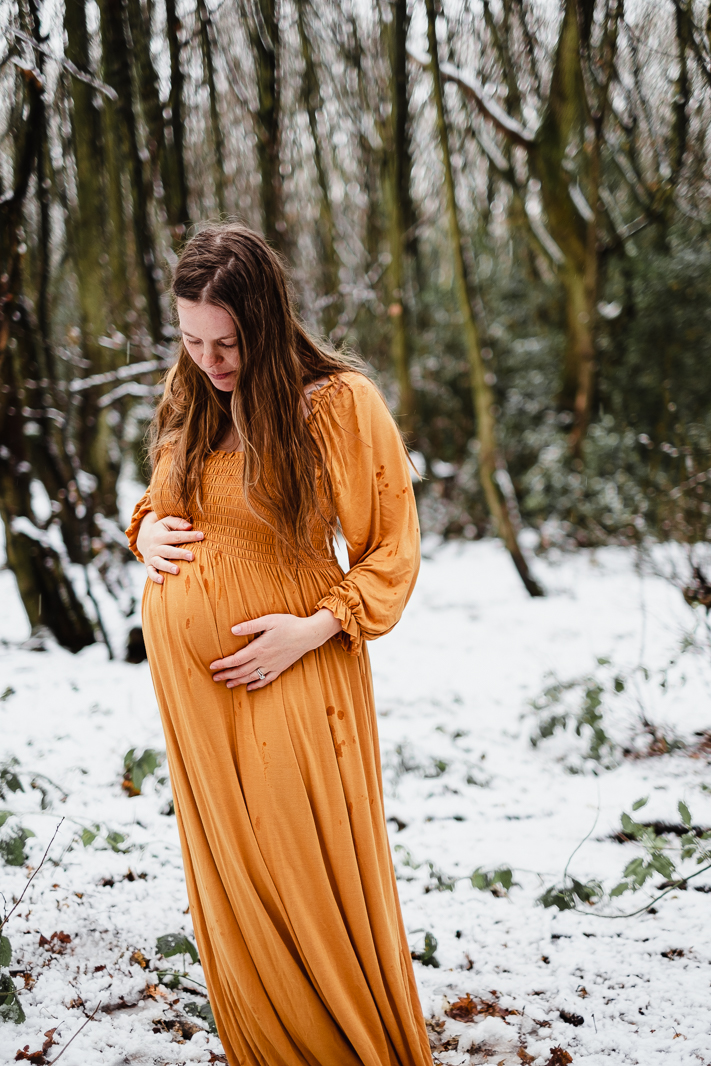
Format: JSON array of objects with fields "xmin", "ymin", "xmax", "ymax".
[
  {"xmin": 0, "ymin": 66, "xmax": 95, "ymax": 651},
  {"xmin": 381, "ymin": 0, "xmax": 417, "ymax": 440},
  {"xmin": 295, "ymin": 0, "xmax": 341, "ymax": 337},
  {"xmin": 425, "ymin": 0, "xmax": 542, "ymax": 597}
]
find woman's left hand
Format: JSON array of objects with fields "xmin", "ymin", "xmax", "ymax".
[{"xmin": 209, "ymin": 609, "xmax": 342, "ymax": 691}]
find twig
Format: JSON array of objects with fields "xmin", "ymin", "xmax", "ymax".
[
  {"xmin": 48, "ymin": 1001, "xmax": 102, "ymax": 1063},
  {"xmin": 0, "ymin": 819, "xmax": 64, "ymax": 932},
  {"xmin": 158, "ymin": 969, "xmax": 209, "ymax": 991},
  {"xmin": 7, "ymin": 28, "xmax": 118, "ymax": 100},
  {"xmin": 574, "ymin": 860, "xmax": 711, "ymax": 920}
]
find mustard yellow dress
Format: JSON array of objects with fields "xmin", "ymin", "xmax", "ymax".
[{"xmin": 126, "ymin": 372, "xmax": 431, "ymax": 1066}]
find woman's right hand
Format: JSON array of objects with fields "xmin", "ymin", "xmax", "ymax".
[{"xmin": 136, "ymin": 513, "xmax": 205, "ymax": 584}]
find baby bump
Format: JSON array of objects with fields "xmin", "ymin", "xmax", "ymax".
[{"xmin": 142, "ymin": 545, "xmax": 344, "ymax": 668}]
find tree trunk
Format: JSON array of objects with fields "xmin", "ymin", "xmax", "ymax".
[
  {"xmin": 64, "ymin": 0, "xmax": 121, "ymax": 517},
  {"xmin": 529, "ymin": 0, "xmax": 594, "ymax": 452},
  {"xmin": 425, "ymin": 0, "xmax": 542, "ymax": 597},
  {"xmin": 247, "ymin": 0, "xmax": 283, "ymax": 248},
  {"xmin": 0, "ymin": 65, "xmax": 95, "ymax": 651},
  {"xmin": 165, "ymin": 0, "xmax": 190, "ymax": 234},
  {"xmin": 295, "ymin": 0, "xmax": 341, "ymax": 337},
  {"xmin": 127, "ymin": 0, "xmax": 189, "ymax": 244},
  {"xmin": 382, "ymin": 0, "xmax": 416, "ymax": 439},
  {"xmin": 98, "ymin": 0, "xmax": 165, "ymax": 341},
  {"xmin": 197, "ymin": 0, "xmax": 227, "ymax": 217}
]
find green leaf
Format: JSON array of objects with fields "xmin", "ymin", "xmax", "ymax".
[
  {"xmin": 0, "ymin": 828, "xmax": 34, "ymax": 867},
  {"xmin": 610, "ymin": 882, "xmax": 629, "ymax": 897},
  {"xmin": 0, "ymin": 972, "xmax": 25, "ymax": 1024},
  {"xmin": 621, "ymin": 813, "xmax": 642, "ymax": 838},
  {"xmin": 0, "ymin": 768, "xmax": 23, "ymax": 795},
  {"xmin": 184, "ymin": 1000, "xmax": 218, "ymax": 1034},
  {"xmin": 156, "ymin": 933, "xmax": 199, "ymax": 965},
  {"xmin": 678, "ymin": 800, "xmax": 691, "ymax": 827},
  {"xmin": 538, "ymin": 885, "xmax": 575, "ymax": 911},
  {"xmin": 614, "ymin": 677, "xmax": 625, "ymax": 693},
  {"xmin": 493, "ymin": 868, "xmax": 513, "ymax": 891},
  {"xmin": 80, "ymin": 827, "xmax": 98, "ymax": 847},
  {"xmin": 0, "ymin": 812, "xmax": 11, "ymax": 829},
  {"xmin": 0, "ymin": 935, "xmax": 11, "ymax": 968},
  {"xmin": 632, "ymin": 796, "xmax": 649, "ymax": 811},
  {"xmin": 471, "ymin": 869, "xmax": 491, "ymax": 891},
  {"xmin": 123, "ymin": 748, "xmax": 163, "ymax": 796},
  {"xmin": 571, "ymin": 878, "xmax": 602, "ymax": 904},
  {"xmin": 105, "ymin": 831, "xmax": 127, "ymax": 853},
  {"xmin": 410, "ymin": 930, "xmax": 439, "ymax": 968}
]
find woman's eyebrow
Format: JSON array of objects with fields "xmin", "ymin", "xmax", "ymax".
[{"xmin": 181, "ymin": 331, "xmax": 237, "ymax": 341}]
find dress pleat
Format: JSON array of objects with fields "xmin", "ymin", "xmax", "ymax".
[{"xmin": 127, "ymin": 372, "xmax": 432, "ymax": 1065}]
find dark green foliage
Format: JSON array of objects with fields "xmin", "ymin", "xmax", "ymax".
[
  {"xmin": 386, "ymin": 228, "xmax": 711, "ymax": 547},
  {"xmin": 122, "ymin": 748, "xmax": 164, "ymax": 796},
  {"xmin": 540, "ymin": 799, "xmax": 711, "ymax": 915},
  {"xmin": 105, "ymin": 831, "xmax": 127, "ymax": 853},
  {"xmin": 0, "ymin": 972, "xmax": 25, "ymax": 1024},
  {"xmin": 410, "ymin": 930, "xmax": 440, "ymax": 968},
  {"xmin": 157, "ymin": 933, "xmax": 200, "ymax": 965},
  {"xmin": 471, "ymin": 866, "xmax": 514, "ymax": 893},
  {"xmin": 0, "ymin": 826, "xmax": 35, "ymax": 867},
  {"xmin": 0, "ymin": 762, "xmax": 24, "ymax": 799},
  {"xmin": 538, "ymin": 878, "xmax": 603, "ymax": 911},
  {"xmin": 529, "ymin": 670, "xmax": 619, "ymax": 768},
  {"xmin": 184, "ymin": 999, "xmax": 218, "ymax": 1033},
  {"xmin": 0, "ymin": 934, "xmax": 11, "ymax": 968}
]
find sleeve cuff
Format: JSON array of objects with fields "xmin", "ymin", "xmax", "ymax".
[
  {"xmin": 125, "ymin": 492, "xmax": 152, "ymax": 563},
  {"xmin": 316, "ymin": 590, "xmax": 363, "ymax": 656}
]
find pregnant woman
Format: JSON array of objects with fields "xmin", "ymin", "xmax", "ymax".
[{"xmin": 126, "ymin": 224, "xmax": 431, "ymax": 1066}]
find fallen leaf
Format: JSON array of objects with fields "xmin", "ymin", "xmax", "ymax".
[
  {"xmin": 559, "ymin": 1009, "xmax": 584, "ymax": 1027},
  {"xmin": 545, "ymin": 1048, "xmax": 573, "ymax": 1066},
  {"xmin": 518, "ymin": 1049, "xmax": 535, "ymax": 1064},
  {"xmin": 14, "ymin": 1028, "xmax": 56, "ymax": 1064},
  {"xmin": 445, "ymin": 992, "xmax": 519, "ymax": 1023}
]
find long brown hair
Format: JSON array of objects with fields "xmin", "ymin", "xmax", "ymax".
[{"xmin": 150, "ymin": 223, "xmax": 366, "ymax": 559}]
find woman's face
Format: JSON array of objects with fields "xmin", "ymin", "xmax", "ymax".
[{"xmin": 177, "ymin": 298, "xmax": 239, "ymax": 392}]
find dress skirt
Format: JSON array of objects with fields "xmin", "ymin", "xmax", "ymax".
[{"xmin": 127, "ymin": 372, "xmax": 432, "ymax": 1065}]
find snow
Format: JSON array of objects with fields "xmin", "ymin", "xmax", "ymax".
[{"xmin": 1, "ymin": 539, "xmax": 711, "ymax": 1064}]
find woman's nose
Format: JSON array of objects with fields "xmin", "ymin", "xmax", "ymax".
[{"xmin": 202, "ymin": 345, "xmax": 223, "ymax": 366}]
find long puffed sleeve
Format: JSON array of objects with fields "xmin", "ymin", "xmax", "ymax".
[
  {"xmin": 125, "ymin": 489, "xmax": 152, "ymax": 563},
  {"xmin": 311, "ymin": 372, "xmax": 420, "ymax": 655}
]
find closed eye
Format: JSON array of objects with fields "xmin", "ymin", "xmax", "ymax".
[{"xmin": 183, "ymin": 336, "xmax": 237, "ymax": 349}]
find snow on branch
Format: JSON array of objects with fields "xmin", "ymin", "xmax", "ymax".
[
  {"xmin": 9, "ymin": 28, "xmax": 119, "ymax": 101},
  {"xmin": 68, "ymin": 357, "xmax": 172, "ymax": 394},
  {"xmin": 408, "ymin": 46, "xmax": 538, "ymax": 148},
  {"xmin": 97, "ymin": 382, "xmax": 164, "ymax": 409}
]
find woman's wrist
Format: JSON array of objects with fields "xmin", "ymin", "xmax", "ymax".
[
  {"xmin": 307, "ymin": 607, "xmax": 342, "ymax": 648},
  {"xmin": 136, "ymin": 510, "xmax": 158, "ymax": 556}
]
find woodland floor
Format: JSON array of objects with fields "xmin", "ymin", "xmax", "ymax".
[{"xmin": 1, "ymin": 536, "xmax": 710, "ymax": 1065}]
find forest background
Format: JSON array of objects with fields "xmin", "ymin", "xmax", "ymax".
[{"xmin": 1, "ymin": 0, "xmax": 711, "ymax": 651}]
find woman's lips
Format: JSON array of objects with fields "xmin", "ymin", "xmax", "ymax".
[{"xmin": 209, "ymin": 370, "xmax": 234, "ymax": 380}]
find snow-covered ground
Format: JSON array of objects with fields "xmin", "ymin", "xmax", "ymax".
[{"xmin": 1, "ymin": 539, "xmax": 710, "ymax": 1065}]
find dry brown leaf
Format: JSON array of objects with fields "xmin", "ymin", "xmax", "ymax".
[{"xmin": 545, "ymin": 1048, "xmax": 573, "ymax": 1066}]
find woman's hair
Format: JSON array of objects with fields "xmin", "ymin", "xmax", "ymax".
[{"xmin": 150, "ymin": 223, "xmax": 366, "ymax": 559}]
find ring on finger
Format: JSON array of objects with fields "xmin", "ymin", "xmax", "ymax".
[{"xmin": 255, "ymin": 668, "xmax": 266, "ymax": 681}]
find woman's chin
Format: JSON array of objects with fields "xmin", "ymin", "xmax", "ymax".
[{"xmin": 208, "ymin": 374, "xmax": 236, "ymax": 392}]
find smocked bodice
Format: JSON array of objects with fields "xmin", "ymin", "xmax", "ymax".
[{"xmin": 149, "ymin": 449, "xmax": 336, "ymax": 569}]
